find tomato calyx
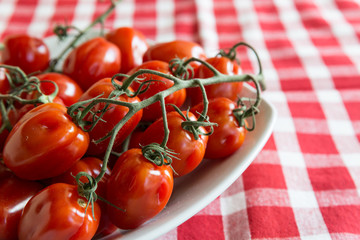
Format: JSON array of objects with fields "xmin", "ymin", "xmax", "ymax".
[{"xmin": 0, "ymin": 65, "xmax": 59, "ymax": 133}]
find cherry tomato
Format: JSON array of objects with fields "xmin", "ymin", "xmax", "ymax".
[
  {"xmin": 191, "ymin": 97, "xmax": 247, "ymax": 159},
  {"xmin": 78, "ymin": 78, "xmax": 142, "ymax": 156},
  {"xmin": 188, "ymin": 56, "xmax": 243, "ymax": 105},
  {"xmin": 49, "ymin": 157, "xmax": 117, "ymax": 237},
  {"xmin": 138, "ymin": 111, "xmax": 208, "ymax": 177},
  {"xmin": 0, "ymin": 67, "xmax": 10, "ymax": 94},
  {"xmin": 3, "ymin": 103, "xmax": 89, "ymax": 180},
  {"xmin": 106, "ymin": 27, "xmax": 149, "ymax": 73},
  {"xmin": 106, "ymin": 148, "xmax": 173, "ymax": 229},
  {"xmin": 63, "ymin": 37, "xmax": 121, "ymax": 90},
  {"xmin": 0, "ymin": 166, "xmax": 43, "ymax": 240},
  {"xmin": 143, "ymin": 40, "xmax": 206, "ymax": 63},
  {"xmin": 35, "ymin": 73, "xmax": 84, "ymax": 106},
  {"xmin": 18, "ymin": 183, "xmax": 100, "ymax": 240},
  {"xmin": 0, "ymin": 162, "xmax": 12, "ymax": 181},
  {"xmin": 2, "ymin": 34, "xmax": 50, "ymax": 74},
  {"xmin": 126, "ymin": 60, "xmax": 186, "ymax": 122}
]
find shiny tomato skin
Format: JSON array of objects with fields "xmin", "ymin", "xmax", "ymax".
[
  {"xmin": 138, "ymin": 111, "xmax": 208, "ymax": 177},
  {"xmin": 105, "ymin": 27, "xmax": 148, "ymax": 73},
  {"xmin": 2, "ymin": 34, "xmax": 50, "ymax": 74},
  {"xmin": 3, "ymin": 103, "xmax": 89, "ymax": 180},
  {"xmin": 126, "ymin": 60, "xmax": 186, "ymax": 122},
  {"xmin": 79, "ymin": 78, "xmax": 142, "ymax": 155},
  {"xmin": 63, "ymin": 37, "xmax": 121, "ymax": 90},
  {"xmin": 50, "ymin": 157, "xmax": 110, "ymax": 197},
  {"xmin": 35, "ymin": 73, "xmax": 84, "ymax": 106},
  {"xmin": 189, "ymin": 56, "xmax": 242, "ymax": 106},
  {"xmin": 191, "ymin": 97, "xmax": 247, "ymax": 159},
  {"xmin": 0, "ymin": 171, "xmax": 43, "ymax": 240},
  {"xmin": 49, "ymin": 157, "xmax": 117, "ymax": 237},
  {"xmin": 106, "ymin": 148, "xmax": 173, "ymax": 229},
  {"xmin": 18, "ymin": 183, "xmax": 100, "ymax": 240},
  {"xmin": 143, "ymin": 40, "xmax": 206, "ymax": 63}
]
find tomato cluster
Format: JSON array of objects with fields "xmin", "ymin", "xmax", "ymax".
[{"xmin": 0, "ymin": 23, "xmax": 254, "ymax": 240}]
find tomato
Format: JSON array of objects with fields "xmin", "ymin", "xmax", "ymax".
[
  {"xmin": 191, "ymin": 97, "xmax": 247, "ymax": 159},
  {"xmin": 138, "ymin": 111, "xmax": 208, "ymax": 177},
  {"xmin": 49, "ymin": 157, "xmax": 117, "ymax": 238},
  {"xmin": 0, "ymin": 166, "xmax": 44, "ymax": 240},
  {"xmin": 3, "ymin": 103, "xmax": 89, "ymax": 180},
  {"xmin": 63, "ymin": 37, "xmax": 121, "ymax": 90},
  {"xmin": 126, "ymin": 60, "xmax": 186, "ymax": 122},
  {"xmin": 0, "ymin": 162, "xmax": 12, "ymax": 181},
  {"xmin": 2, "ymin": 34, "xmax": 50, "ymax": 74},
  {"xmin": 35, "ymin": 73, "xmax": 84, "ymax": 106},
  {"xmin": 0, "ymin": 67, "xmax": 10, "ymax": 94},
  {"xmin": 143, "ymin": 40, "xmax": 206, "ymax": 64},
  {"xmin": 105, "ymin": 27, "xmax": 149, "ymax": 73},
  {"xmin": 78, "ymin": 78, "xmax": 142, "ymax": 156},
  {"xmin": 18, "ymin": 183, "xmax": 100, "ymax": 240},
  {"xmin": 188, "ymin": 56, "xmax": 243, "ymax": 105},
  {"xmin": 106, "ymin": 148, "xmax": 173, "ymax": 229}
]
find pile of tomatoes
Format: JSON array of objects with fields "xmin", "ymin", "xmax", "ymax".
[{"xmin": 0, "ymin": 25, "xmax": 250, "ymax": 240}]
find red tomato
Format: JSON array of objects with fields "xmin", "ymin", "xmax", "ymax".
[
  {"xmin": 35, "ymin": 73, "xmax": 84, "ymax": 106},
  {"xmin": 78, "ymin": 78, "xmax": 142, "ymax": 155},
  {"xmin": 2, "ymin": 34, "xmax": 50, "ymax": 74},
  {"xmin": 106, "ymin": 148, "xmax": 173, "ymax": 229},
  {"xmin": 3, "ymin": 103, "xmax": 89, "ymax": 180},
  {"xmin": 191, "ymin": 97, "xmax": 247, "ymax": 159},
  {"xmin": 189, "ymin": 56, "xmax": 243, "ymax": 105},
  {"xmin": 0, "ymin": 67, "xmax": 10, "ymax": 94},
  {"xmin": 106, "ymin": 27, "xmax": 149, "ymax": 73},
  {"xmin": 63, "ymin": 37, "xmax": 121, "ymax": 90},
  {"xmin": 126, "ymin": 60, "xmax": 186, "ymax": 122},
  {"xmin": 143, "ymin": 40, "xmax": 206, "ymax": 63},
  {"xmin": 0, "ymin": 167, "xmax": 43, "ymax": 240},
  {"xmin": 138, "ymin": 111, "xmax": 208, "ymax": 177},
  {"xmin": 49, "ymin": 157, "xmax": 117, "ymax": 237},
  {"xmin": 18, "ymin": 183, "xmax": 100, "ymax": 240}
]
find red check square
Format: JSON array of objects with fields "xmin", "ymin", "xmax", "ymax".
[
  {"xmin": 243, "ymin": 164, "xmax": 287, "ymax": 190},
  {"xmin": 177, "ymin": 215, "xmax": 224, "ymax": 240},
  {"xmin": 308, "ymin": 167, "xmax": 356, "ymax": 190},
  {"xmin": 297, "ymin": 133, "xmax": 338, "ymax": 154},
  {"xmin": 321, "ymin": 206, "xmax": 360, "ymax": 234},
  {"xmin": 248, "ymin": 206, "xmax": 299, "ymax": 238},
  {"xmin": 288, "ymin": 102, "xmax": 325, "ymax": 119}
]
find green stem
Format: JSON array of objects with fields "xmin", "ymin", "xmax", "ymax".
[
  {"xmin": 159, "ymin": 97, "xmax": 169, "ymax": 148},
  {"xmin": 48, "ymin": 0, "xmax": 120, "ymax": 71}
]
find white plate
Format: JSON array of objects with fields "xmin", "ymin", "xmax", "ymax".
[{"xmin": 44, "ymin": 33, "xmax": 277, "ymax": 240}]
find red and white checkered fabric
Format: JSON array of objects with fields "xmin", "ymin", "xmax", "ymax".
[{"xmin": 1, "ymin": 0, "xmax": 360, "ymax": 239}]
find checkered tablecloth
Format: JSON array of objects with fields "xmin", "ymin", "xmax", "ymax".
[{"xmin": 1, "ymin": 0, "xmax": 360, "ymax": 239}]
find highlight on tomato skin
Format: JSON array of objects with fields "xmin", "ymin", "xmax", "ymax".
[
  {"xmin": 78, "ymin": 78, "xmax": 143, "ymax": 156},
  {"xmin": 188, "ymin": 56, "xmax": 243, "ymax": 106},
  {"xmin": 3, "ymin": 103, "xmax": 90, "ymax": 180},
  {"xmin": 143, "ymin": 40, "xmax": 207, "ymax": 63},
  {"xmin": 137, "ymin": 111, "xmax": 208, "ymax": 178},
  {"xmin": 0, "ymin": 163, "xmax": 44, "ymax": 240},
  {"xmin": 106, "ymin": 148, "xmax": 174, "ymax": 230},
  {"xmin": 17, "ymin": 183, "xmax": 101, "ymax": 240},
  {"xmin": 1, "ymin": 34, "xmax": 50, "ymax": 75},
  {"xmin": 125, "ymin": 60, "xmax": 186, "ymax": 122},
  {"xmin": 191, "ymin": 97, "xmax": 247, "ymax": 159},
  {"xmin": 48, "ymin": 157, "xmax": 117, "ymax": 237},
  {"xmin": 35, "ymin": 73, "xmax": 84, "ymax": 106},
  {"xmin": 105, "ymin": 27, "xmax": 149, "ymax": 74},
  {"xmin": 62, "ymin": 37, "xmax": 121, "ymax": 91}
]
